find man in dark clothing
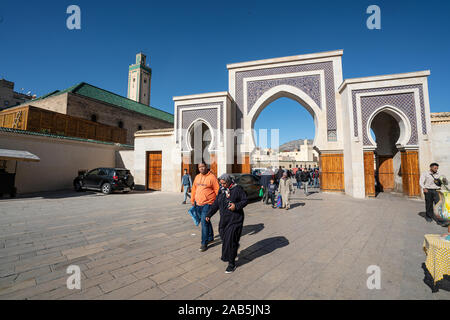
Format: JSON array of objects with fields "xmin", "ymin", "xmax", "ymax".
[
  {"xmin": 206, "ymin": 173, "xmax": 248, "ymax": 273},
  {"xmin": 295, "ymin": 169, "xmax": 302, "ymax": 190},
  {"xmin": 300, "ymin": 168, "xmax": 310, "ymax": 195},
  {"xmin": 275, "ymin": 167, "xmax": 284, "ymax": 185}
]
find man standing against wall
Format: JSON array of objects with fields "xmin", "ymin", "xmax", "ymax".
[
  {"xmin": 191, "ymin": 162, "xmax": 220, "ymax": 251},
  {"xmin": 419, "ymin": 163, "xmax": 442, "ymax": 223}
]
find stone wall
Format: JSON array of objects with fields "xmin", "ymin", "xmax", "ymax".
[
  {"xmin": 66, "ymin": 93, "xmax": 172, "ymax": 145},
  {"xmin": 431, "ymin": 112, "xmax": 450, "ymax": 177},
  {"xmin": 22, "ymin": 93, "xmax": 68, "ymax": 114}
]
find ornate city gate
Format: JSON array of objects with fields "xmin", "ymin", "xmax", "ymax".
[{"xmin": 172, "ymin": 50, "xmax": 433, "ymax": 199}]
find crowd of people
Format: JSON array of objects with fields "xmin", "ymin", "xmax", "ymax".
[
  {"xmin": 258, "ymin": 166, "xmax": 320, "ymax": 209},
  {"xmin": 180, "ymin": 161, "xmax": 449, "ymax": 275}
]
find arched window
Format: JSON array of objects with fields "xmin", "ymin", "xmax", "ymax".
[
  {"xmin": 91, "ymin": 114, "xmax": 97, "ymax": 122},
  {"xmin": 118, "ymin": 121, "xmax": 124, "ymax": 128}
]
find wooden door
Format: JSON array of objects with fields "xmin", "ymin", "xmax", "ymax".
[
  {"xmin": 319, "ymin": 153, "xmax": 344, "ymax": 192},
  {"xmin": 147, "ymin": 151, "xmax": 162, "ymax": 191},
  {"xmin": 377, "ymin": 156, "xmax": 394, "ymax": 192},
  {"xmin": 364, "ymin": 151, "xmax": 375, "ymax": 197},
  {"xmin": 401, "ymin": 150, "xmax": 420, "ymax": 197}
]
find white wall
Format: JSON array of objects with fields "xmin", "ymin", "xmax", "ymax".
[
  {"xmin": 431, "ymin": 122, "xmax": 450, "ymax": 177},
  {"xmin": 134, "ymin": 131, "xmax": 179, "ymax": 192},
  {"xmin": 116, "ymin": 150, "xmax": 135, "ymax": 175},
  {"xmin": 0, "ymin": 131, "xmax": 132, "ymax": 194}
]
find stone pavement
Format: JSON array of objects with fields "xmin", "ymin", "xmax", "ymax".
[{"xmin": 0, "ymin": 186, "xmax": 449, "ymax": 300}]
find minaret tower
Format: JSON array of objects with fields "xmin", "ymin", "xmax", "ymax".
[{"xmin": 127, "ymin": 52, "xmax": 152, "ymax": 105}]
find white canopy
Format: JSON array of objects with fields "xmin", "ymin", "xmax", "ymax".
[{"xmin": 0, "ymin": 149, "xmax": 40, "ymax": 162}]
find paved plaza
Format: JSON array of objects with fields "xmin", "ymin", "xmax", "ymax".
[{"xmin": 0, "ymin": 185, "xmax": 449, "ymax": 300}]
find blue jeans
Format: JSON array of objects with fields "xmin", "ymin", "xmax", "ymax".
[
  {"xmin": 296, "ymin": 180, "xmax": 301, "ymax": 189},
  {"xmin": 198, "ymin": 204, "xmax": 214, "ymax": 245},
  {"xmin": 183, "ymin": 185, "xmax": 190, "ymax": 202},
  {"xmin": 314, "ymin": 177, "xmax": 319, "ymax": 188}
]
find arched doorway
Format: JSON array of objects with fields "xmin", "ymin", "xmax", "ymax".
[
  {"xmin": 251, "ymin": 96, "xmax": 318, "ymax": 175},
  {"xmin": 181, "ymin": 120, "xmax": 217, "ymax": 180},
  {"xmin": 371, "ymin": 111, "xmax": 401, "ymax": 193},
  {"xmin": 363, "ymin": 106, "xmax": 420, "ymax": 197},
  {"xmin": 240, "ymin": 84, "xmax": 343, "ymax": 192}
]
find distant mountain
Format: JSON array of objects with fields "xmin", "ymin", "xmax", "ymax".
[{"xmin": 278, "ymin": 139, "xmax": 312, "ymax": 151}]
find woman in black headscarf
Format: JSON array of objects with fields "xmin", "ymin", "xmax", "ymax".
[{"xmin": 205, "ymin": 174, "xmax": 248, "ymax": 273}]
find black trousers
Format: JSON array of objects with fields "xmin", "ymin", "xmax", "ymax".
[{"xmin": 425, "ymin": 189, "xmax": 439, "ymax": 219}]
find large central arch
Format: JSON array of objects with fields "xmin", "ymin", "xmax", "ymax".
[{"xmin": 246, "ymin": 84, "xmax": 324, "ymax": 152}]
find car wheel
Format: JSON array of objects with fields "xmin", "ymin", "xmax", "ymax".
[
  {"xmin": 74, "ymin": 180, "xmax": 83, "ymax": 192},
  {"xmin": 101, "ymin": 182, "xmax": 112, "ymax": 195}
]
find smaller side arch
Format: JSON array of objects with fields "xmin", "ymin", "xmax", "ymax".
[
  {"xmin": 365, "ymin": 105, "xmax": 412, "ymax": 148},
  {"xmin": 184, "ymin": 118, "xmax": 216, "ymax": 152}
]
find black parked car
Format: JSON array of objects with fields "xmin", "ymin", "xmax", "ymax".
[{"xmin": 73, "ymin": 168, "xmax": 134, "ymax": 194}]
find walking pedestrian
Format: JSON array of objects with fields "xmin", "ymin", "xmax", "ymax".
[
  {"xmin": 267, "ymin": 178, "xmax": 278, "ymax": 208},
  {"xmin": 300, "ymin": 168, "xmax": 310, "ymax": 195},
  {"xmin": 206, "ymin": 174, "xmax": 248, "ymax": 273},
  {"xmin": 313, "ymin": 169, "xmax": 320, "ymax": 188},
  {"xmin": 191, "ymin": 162, "xmax": 220, "ymax": 252},
  {"xmin": 295, "ymin": 169, "xmax": 302, "ymax": 190},
  {"xmin": 278, "ymin": 171, "xmax": 293, "ymax": 210},
  {"xmin": 419, "ymin": 163, "xmax": 445, "ymax": 224},
  {"xmin": 181, "ymin": 169, "xmax": 192, "ymax": 204},
  {"xmin": 260, "ymin": 168, "xmax": 273, "ymax": 205}
]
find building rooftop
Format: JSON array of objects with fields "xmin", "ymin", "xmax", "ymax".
[
  {"xmin": 0, "ymin": 126, "xmax": 134, "ymax": 148},
  {"xmin": 22, "ymin": 82, "xmax": 174, "ymax": 124}
]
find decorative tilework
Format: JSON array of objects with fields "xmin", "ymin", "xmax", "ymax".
[
  {"xmin": 235, "ymin": 62, "xmax": 337, "ymax": 132},
  {"xmin": 175, "ymin": 102, "xmax": 223, "ymax": 144},
  {"xmin": 327, "ymin": 130, "xmax": 337, "ymax": 142},
  {"xmin": 359, "ymin": 93, "xmax": 418, "ymax": 146},
  {"xmin": 246, "ymin": 75, "xmax": 321, "ymax": 112},
  {"xmin": 351, "ymin": 84, "xmax": 426, "ymax": 140}
]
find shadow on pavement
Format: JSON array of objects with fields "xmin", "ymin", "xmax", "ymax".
[
  {"xmin": 207, "ymin": 224, "xmax": 265, "ymax": 249},
  {"xmin": 289, "ymin": 202, "xmax": 305, "ymax": 209},
  {"xmin": 237, "ymin": 236, "xmax": 289, "ymax": 267}
]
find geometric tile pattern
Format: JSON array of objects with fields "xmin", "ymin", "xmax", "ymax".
[
  {"xmin": 235, "ymin": 61, "xmax": 337, "ymax": 133},
  {"xmin": 351, "ymin": 84, "xmax": 426, "ymax": 141},
  {"xmin": 246, "ymin": 74, "xmax": 321, "ymax": 112},
  {"xmin": 180, "ymin": 107, "xmax": 219, "ymax": 150},
  {"xmin": 360, "ymin": 92, "xmax": 418, "ymax": 146},
  {"xmin": 175, "ymin": 102, "xmax": 223, "ymax": 145}
]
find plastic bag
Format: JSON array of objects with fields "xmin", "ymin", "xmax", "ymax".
[
  {"xmin": 188, "ymin": 206, "xmax": 200, "ymax": 226},
  {"xmin": 276, "ymin": 195, "xmax": 282, "ymax": 208},
  {"xmin": 259, "ymin": 187, "xmax": 264, "ymax": 198}
]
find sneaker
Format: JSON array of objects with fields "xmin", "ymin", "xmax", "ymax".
[
  {"xmin": 182, "ymin": 201, "xmax": 186, "ymax": 204},
  {"xmin": 199, "ymin": 245, "xmax": 207, "ymax": 252},
  {"xmin": 425, "ymin": 216, "xmax": 432, "ymax": 223},
  {"xmin": 225, "ymin": 265, "xmax": 236, "ymax": 273}
]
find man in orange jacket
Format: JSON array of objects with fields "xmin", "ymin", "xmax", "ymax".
[{"xmin": 191, "ymin": 162, "xmax": 220, "ymax": 251}]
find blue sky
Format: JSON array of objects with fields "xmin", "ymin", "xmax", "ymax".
[{"xmin": 1, "ymin": 0, "xmax": 449, "ymax": 145}]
